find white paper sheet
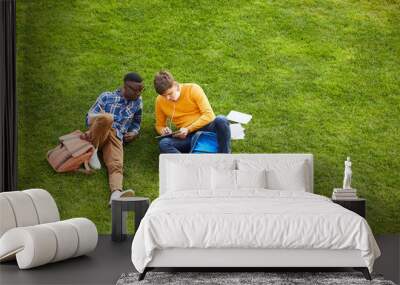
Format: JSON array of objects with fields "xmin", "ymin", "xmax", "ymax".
[
  {"xmin": 227, "ymin": 111, "xmax": 252, "ymax": 124},
  {"xmin": 230, "ymin": 123, "xmax": 245, "ymax": 140}
]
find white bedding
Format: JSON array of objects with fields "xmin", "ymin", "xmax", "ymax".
[{"xmin": 131, "ymin": 190, "xmax": 380, "ymax": 273}]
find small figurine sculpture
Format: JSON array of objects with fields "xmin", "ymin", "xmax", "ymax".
[{"xmin": 343, "ymin": 157, "xmax": 352, "ymax": 189}]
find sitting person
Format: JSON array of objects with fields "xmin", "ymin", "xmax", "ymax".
[
  {"xmin": 154, "ymin": 70, "xmax": 231, "ymax": 153},
  {"xmin": 83, "ymin": 72, "xmax": 144, "ymax": 205}
]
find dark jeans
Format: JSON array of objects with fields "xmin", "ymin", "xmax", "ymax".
[{"xmin": 159, "ymin": 115, "xmax": 231, "ymax": 154}]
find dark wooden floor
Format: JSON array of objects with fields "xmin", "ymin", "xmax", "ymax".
[
  {"xmin": 0, "ymin": 234, "xmax": 398, "ymax": 285},
  {"xmin": 0, "ymin": 235, "xmax": 135, "ymax": 285},
  {"xmin": 375, "ymin": 234, "xmax": 400, "ymax": 284}
]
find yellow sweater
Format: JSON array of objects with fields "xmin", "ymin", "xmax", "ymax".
[{"xmin": 155, "ymin": 83, "xmax": 215, "ymax": 134}]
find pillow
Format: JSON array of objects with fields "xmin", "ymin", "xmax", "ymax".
[
  {"xmin": 237, "ymin": 159, "xmax": 308, "ymax": 191},
  {"xmin": 236, "ymin": 169, "xmax": 267, "ymax": 189},
  {"xmin": 211, "ymin": 168, "xmax": 236, "ymax": 191},
  {"xmin": 266, "ymin": 167, "xmax": 307, "ymax": 191},
  {"xmin": 211, "ymin": 169, "xmax": 268, "ymax": 190},
  {"xmin": 167, "ymin": 163, "xmax": 212, "ymax": 192}
]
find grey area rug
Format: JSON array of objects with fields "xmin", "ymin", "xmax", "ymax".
[{"xmin": 116, "ymin": 272, "xmax": 396, "ymax": 285}]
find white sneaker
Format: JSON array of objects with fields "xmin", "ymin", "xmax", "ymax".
[
  {"xmin": 120, "ymin": 189, "xmax": 135, "ymax": 198},
  {"xmin": 89, "ymin": 148, "xmax": 101, "ymax": 170},
  {"xmin": 109, "ymin": 190, "xmax": 122, "ymax": 206},
  {"xmin": 108, "ymin": 189, "xmax": 136, "ymax": 206}
]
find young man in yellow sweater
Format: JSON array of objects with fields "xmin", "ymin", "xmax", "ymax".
[{"xmin": 154, "ymin": 70, "xmax": 231, "ymax": 153}]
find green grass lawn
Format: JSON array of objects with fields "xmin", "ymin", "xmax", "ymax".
[{"xmin": 16, "ymin": 0, "xmax": 399, "ymax": 234}]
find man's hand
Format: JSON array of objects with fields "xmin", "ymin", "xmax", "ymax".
[
  {"xmin": 123, "ymin": 131, "xmax": 139, "ymax": 143},
  {"xmin": 161, "ymin": 127, "xmax": 172, "ymax": 135},
  {"xmin": 173, "ymin": 127, "xmax": 189, "ymax": 139}
]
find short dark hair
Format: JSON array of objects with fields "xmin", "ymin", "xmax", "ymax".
[
  {"xmin": 124, "ymin": 72, "xmax": 143, "ymax": 83},
  {"xmin": 154, "ymin": 70, "xmax": 175, "ymax": 95}
]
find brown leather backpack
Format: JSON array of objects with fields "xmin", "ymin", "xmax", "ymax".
[{"xmin": 47, "ymin": 130, "xmax": 95, "ymax": 173}]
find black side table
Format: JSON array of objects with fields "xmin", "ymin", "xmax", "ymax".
[
  {"xmin": 111, "ymin": 197, "xmax": 150, "ymax": 242},
  {"xmin": 332, "ymin": 198, "xmax": 366, "ymax": 218}
]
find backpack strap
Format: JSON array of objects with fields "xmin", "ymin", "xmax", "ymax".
[{"xmin": 76, "ymin": 160, "xmax": 94, "ymax": 175}]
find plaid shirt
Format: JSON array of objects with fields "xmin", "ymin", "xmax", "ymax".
[{"xmin": 86, "ymin": 89, "xmax": 142, "ymax": 140}]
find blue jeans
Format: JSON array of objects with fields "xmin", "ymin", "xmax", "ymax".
[{"xmin": 159, "ymin": 115, "xmax": 231, "ymax": 153}]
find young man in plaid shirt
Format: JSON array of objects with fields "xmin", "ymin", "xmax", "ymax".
[{"xmin": 84, "ymin": 72, "xmax": 144, "ymax": 205}]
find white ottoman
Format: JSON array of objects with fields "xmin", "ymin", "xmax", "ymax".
[{"xmin": 0, "ymin": 189, "xmax": 98, "ymax": 269}]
